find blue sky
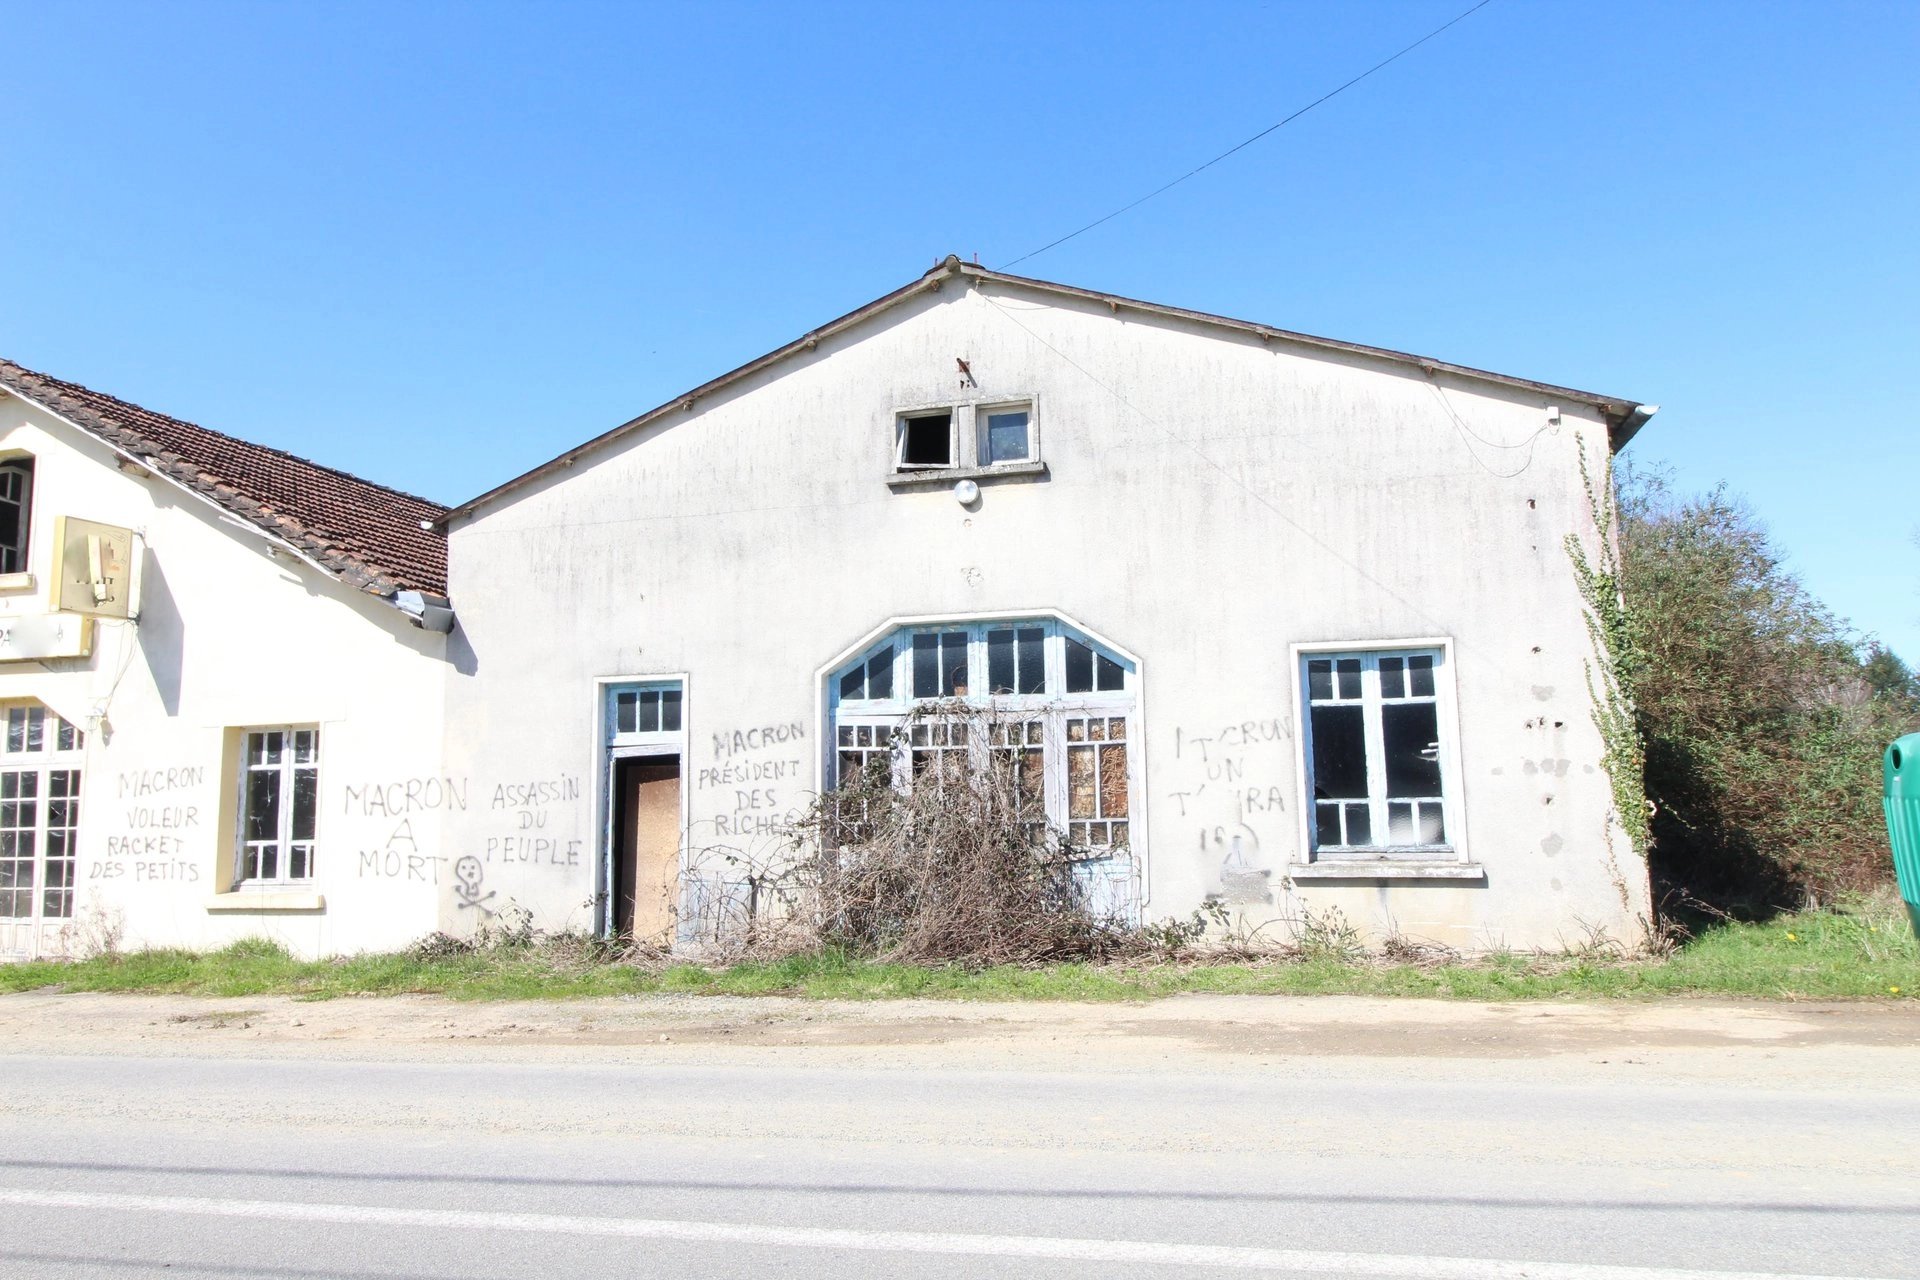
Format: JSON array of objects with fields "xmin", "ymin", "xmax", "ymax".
[{"xmin": 4, "ymin": 1, "xmax": 1916, "ymax": 658}]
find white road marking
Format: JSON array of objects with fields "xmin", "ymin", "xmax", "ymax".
[{"xmin": 0, "ymin": 1187, "xmax": 1877, "ymax": 1280}]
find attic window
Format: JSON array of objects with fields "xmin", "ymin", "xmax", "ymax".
[{"xmin": 896, "ymin": 411, "xmax": 954, "ymax": 470}]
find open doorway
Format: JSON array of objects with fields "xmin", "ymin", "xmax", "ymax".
[{"xmin": 610, "ymin": 755, "xmax": 681, "ymax": 942}]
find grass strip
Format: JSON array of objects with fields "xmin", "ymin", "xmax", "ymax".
[{"xmin": 3, "ymin": 901, "xmax": 1914, "ymax": 1003}]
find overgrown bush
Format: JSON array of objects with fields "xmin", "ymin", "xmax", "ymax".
[
  {"xmin": 680, "ymin": 704, "xmax": 1139, "ymax": 966},
  {"xmin": 1618, "ymin": 466, "xmax": 1919, "ymax": 919},
  {"xmin": 795, "ymin": 703, "xmax": 1139, "ymax": 964}
]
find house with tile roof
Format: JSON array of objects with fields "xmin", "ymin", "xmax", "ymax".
[
  {"xmin": 0, "ymin": 361, "xmax": 454, "ymax": 958},
  {"xmin": 0, "ymin": 258, "xmax": 1658, "ymax": 960}
]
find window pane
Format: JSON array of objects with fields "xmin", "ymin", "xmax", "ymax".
[
  {"xmin": 1379, "ymin": 657, "xmax": 1405, "ymax": 699},
  {"xmin": 1315, "ymin": 804, "xmax": 1341, "ymax": 846},
  {"xmin": 1336, "ymin": 659, "xmax": 1361, "ymax": 700},
  {"xmin": 1307, "ymin": 659, "xmax": 1332, "ymax": 701},
  {"xmin": 639, "ymin": 691, "xmax": 660, "ymax": 733},
  {"xmin": 293, "ymin": 730, "xmax": 317, "ymax": 764},
  {"xmin": 1065, "ymin": 638, "xmax": 1093, "ymax": 693},
  {"xmin": 940, "ymin": 632, "xmax": 967, "ymax": 696},
  {"xmin": 258, "ymin": 845, "xmax": 278, "ymax": 880},
  {"xmin": 1382, "ymin": 702, "xmax": 1442, "ymax": 798},
  {"xmin": 1099, "ymin": 743, "xmax": 1128, "ymax": 817},
  {"xmin": 866, "ymin": 648, "xmax": 893, "ymax": 700},
  {"xmin": 5, "ymin": 708, "xmax": 23, "ymax": 754},
  {"xmin": 985, "ymin": 410, "xmax": 1029, "ymax": 463},
  {"xmin": 1346, "ymin": 802, "xmax": 1372, "ymax": 846},
  {"xmin": 1096, "ymin": 654, "xmax": 1124, "ymax": 692},
  {"xmin": 1017, "ymin": 628, "xmax": 1045, "ymax": 694},
  {"xmin": 246, "ymin": 770, "xmax": 280, "ymax": 842},
  {"xmin": 900, "ymin": 412, "xmax": 953, "ymax": 467},
  {"xmin": 616, "ymin": 691, "xmax": 639, "ymax": 733},
  {"xmin": 1408, "ymin": 654, "xmax": 1435, "ymax": 698},
  {"xmin": 912, "ymin": 633, "xmax": 939, "ymax": 698},
  {"xmin": 987, "ymin": 629, "xmax": 1015, "ymax": 694},
  {"xmin": 291, "ymin": 767, "xmax": 317, "ymax": 841},
  {"xmin": 1068, "ymin": 745, "xmax": 1095, "ymax": 818},
  {"xmin": 1388, "ymin": 802, "xmax": 1416, "ymax": 844},
  {"xmin": 1309, "ymin": 704, "xmax": 1367, "ymax": 800},
  {"xmin": 661, "ymin": 689, "xmax": 682, "ymax": 732},
  {"xmin": 1420, "ymin": 803, "xmax": 1446, "ymax": 845}
]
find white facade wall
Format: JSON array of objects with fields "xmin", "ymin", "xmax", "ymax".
[
  {"xmin": 0, "ymin": 392, "xmax": 448, "ymax": 959},
  {"xmin": 444, "ymin": 277, "xmax": 1651, "ymax": 952}
]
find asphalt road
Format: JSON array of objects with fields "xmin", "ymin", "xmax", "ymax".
[{"xmin": 1, "ymin": 995, "xmax": 1915, "ymax": 1279}]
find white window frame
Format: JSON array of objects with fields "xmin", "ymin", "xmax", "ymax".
[
  {"xmin": 826, "ymin": 616, "xmax": 1138, "ymax": 854},
  {"xmin": 894, "ymin": 408, "xmax": 959, "ymax": 471},
  {"xmin": 606, "ymin": 681, "xmax": 686, "ymax": 749},
  {"xmin": 974, "ymin": 400, "xmax": 1037, "ymax": 468},
  {"xmin": 234, "ymin": 726, "xmax": 320, "ymax": 889},
  {"xmin": 889, "ymin": 396, "xmax": 1041, "ymax": 476},
  {"xmin": 0, "ymin": 703, "xmax": 84, "ymax": 924},
  {"xmin": 1290, "ymin": 639, "xmax": 1468, "ymax": 865},
  {"xmin": 0, "ymin": 455, "xmax": 34, "ymax": 577}
]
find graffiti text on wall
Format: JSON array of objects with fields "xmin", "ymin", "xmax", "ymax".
[{"xmin": 706, "ymin": 723, "xmax": 805, "ymax": 839}]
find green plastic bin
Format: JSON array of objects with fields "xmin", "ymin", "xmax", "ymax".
[{"xmin": 1887, "ymin": 733, "xmax": 1920, "ymax": 937}]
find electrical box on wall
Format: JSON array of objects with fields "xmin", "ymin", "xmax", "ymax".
[{"xmin": 50, "ymin": 516, "xmax": 137, "ymax": 620}]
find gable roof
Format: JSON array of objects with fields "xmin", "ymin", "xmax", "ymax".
[
  {"xmin": 445, "ymin": 256, "xmax": 1656, "ymax": 524},
  {"xmin": 0, "ymin": 359, "xmax": 447, "ymax": 598}
]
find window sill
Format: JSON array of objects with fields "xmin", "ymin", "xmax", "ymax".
[
  {"xmin": 1289, "ymin": 861, "xmax": 1485, "ymax": 882},
  {"xmin": 0, "ymin": 572, "xmax": 35, "ymax": 593},
  {"xmin": 205, "ymin": 891, "xmax": 326, "ymax": 913},
  {"xmin": 887, "ymin": 461, "xmax": 1049, "ymax": 491}
]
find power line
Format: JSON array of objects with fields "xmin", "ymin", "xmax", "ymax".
[{"xmin": 1000, "ymin": 0, "xmax": 1497, "ymax": 270}]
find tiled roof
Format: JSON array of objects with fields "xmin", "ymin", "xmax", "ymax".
[{"xmin": 0, "ymin": 358, "xmax": 447, "ymax": 598}]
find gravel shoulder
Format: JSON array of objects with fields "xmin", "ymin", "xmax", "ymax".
[{"xmin": 3, "ymin": 990, "xmax": 1915, "ymax": 1089}]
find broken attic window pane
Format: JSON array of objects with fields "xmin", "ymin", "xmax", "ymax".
[
  {"xmin": 984, "ymin": 409, "xmax": 1030, "ymax": 464},
  {"xmin": 898, "ymin": 411, "xmax": 954, "ymax": 469}
]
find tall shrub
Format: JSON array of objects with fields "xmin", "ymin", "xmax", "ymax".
[{"xmin": 1618, "ymin": 467, "xmax": 1919, "ymax": 916}]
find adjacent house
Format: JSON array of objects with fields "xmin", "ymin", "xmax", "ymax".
[
  {"xmin": 0, "ymin": 361, "xmax": 450, "ymax": 958},
  {"xmin": 2, "ymin": 257, "xmax": 1657, "ymax": 958}
]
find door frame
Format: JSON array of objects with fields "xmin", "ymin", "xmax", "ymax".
[{"xmin": 592, "ymin": 674, "xmax": 690, "ymax": 939}]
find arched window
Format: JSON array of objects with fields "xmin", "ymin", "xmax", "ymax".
[{"xmin": 827, "ymin": 617, "xmax": 1138, "ymax": 853}]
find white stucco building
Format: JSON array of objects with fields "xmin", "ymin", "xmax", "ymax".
[
  {"xmin": 439, "ymin": 259, "xmax": 1657, "ymax": 953},
  {"xmin": 2, "ymin": 259, "xmax": 1657, "ymax": 958},
  {"xmin": 0, "ymin": 362, "xmax": 452, "ymax": 959}
]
